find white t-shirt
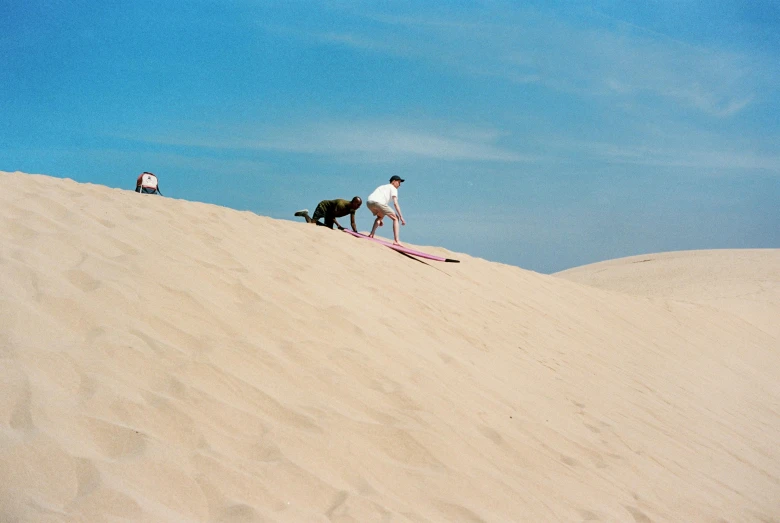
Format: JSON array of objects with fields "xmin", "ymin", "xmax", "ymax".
[{"xmin": 367, "ymin": 183, "xmax": 398, "ymax": 206}]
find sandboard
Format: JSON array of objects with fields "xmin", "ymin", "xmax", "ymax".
[{"xmin": 342, "ymin": 229, "xmax": 460, "ymax": 263}]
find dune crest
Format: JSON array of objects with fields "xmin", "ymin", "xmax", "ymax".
[
  {"xmin": 2, "ymin": 171, "xmax": 779, "ymax": 522},
  {"xmin": 556, "ymin": 249, "xmax": 780, "ymax": 338}
]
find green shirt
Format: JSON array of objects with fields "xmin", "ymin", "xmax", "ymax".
[{"xmin": 319, "ymin": 199, "xmax": 355, "ymax": 218}]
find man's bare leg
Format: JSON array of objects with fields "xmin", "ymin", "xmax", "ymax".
[
  {"xmin": 388, "ymin": 214, "xmax": 401, "ymax": 245},
  {"xmin": 369, "ymin": 216, "xmax": 382, "ymax": 237},
  {"xmin": 294, "ymin": 210, "xmax": 313, "ymax": 223}
]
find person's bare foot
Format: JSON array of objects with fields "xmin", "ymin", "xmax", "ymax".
[
  {"xmin": 393, "ymin": 241, "xmax": 403, "ymax": 247},
  {"xmin": 294, "ymin": 209, "xmax": 309, "ymax": 217}
]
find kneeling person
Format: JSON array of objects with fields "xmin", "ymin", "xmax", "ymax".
[{"xmin": 295, "ymin": 197, "xmax": 362, "ymax": 232}]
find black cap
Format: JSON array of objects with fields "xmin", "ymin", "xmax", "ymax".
[{"xmin": 389, "ymin": 175, "xmax": 405, "ymax": 182}]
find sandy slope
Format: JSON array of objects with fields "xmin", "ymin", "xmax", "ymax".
[
  {"xmin": 556, "ymin": 250, "xmax": 780, "ymax": 340},
  {"xmin": 1, "ymin": 171, "xmax": 779, "ymax": 522}
]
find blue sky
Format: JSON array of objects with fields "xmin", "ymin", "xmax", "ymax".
[{"xmin": 2, "ymin": 0, "xmax": 778, "ymax": 273}]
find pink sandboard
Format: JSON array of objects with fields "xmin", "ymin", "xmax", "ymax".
[{"xmin": 342, "ymin": 229, "xmax": 460, "ymax": 263}]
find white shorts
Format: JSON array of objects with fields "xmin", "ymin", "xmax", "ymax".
[{"xmin": 367, "ymin": 201, "xmax": 395, "ymax": 218}]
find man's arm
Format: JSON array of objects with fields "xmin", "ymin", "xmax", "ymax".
[
  {"xmin": 333, "ymin": 218, "xmax": 345, "ymax": 230},
  {"xmin": 350, "ymin": 213, "xmax": 358, "ymax": 233},
  {"xmin": 392, "ymin": 196, "xmax": 406, "ymax": 225}
]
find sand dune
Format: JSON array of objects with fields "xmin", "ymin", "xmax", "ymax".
[
  {"xmin": 1, "ymin": 170, "xmax": 779, "ymax": 522},
  {"xmin": 557, "ymin": 250, "xmax": 780, "ymax": 339}
]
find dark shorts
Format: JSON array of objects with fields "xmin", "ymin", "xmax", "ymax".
[{"xmin": 311, "ymin": 202, "xmax": 335, "ymax": 228}]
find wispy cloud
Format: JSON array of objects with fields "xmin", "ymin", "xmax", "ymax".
[
  {"xmin": 139, "ymin": 121, "xmax": 534, "ymax": 163},
  {"xmin": 585, "ymin": 29, "xmax": 759, "ymax": 117},
  {"xmin": 561, "ymin": 140, "xmax": 780, "ymax": 172},
  {"xmin": 268, "ymin": 4, "xmax": 771, "ymax": 118}
]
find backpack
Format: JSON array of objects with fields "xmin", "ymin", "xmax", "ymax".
[{"xmin": 137, "ymin": 172, "xmax": 158, "ymax": 190}]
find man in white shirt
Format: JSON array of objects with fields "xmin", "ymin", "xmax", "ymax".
[{"xmin": 366, "ymin": 175, "xmax": 406, "ymax": 245}]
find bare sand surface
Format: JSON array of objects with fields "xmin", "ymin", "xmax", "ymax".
[
  {"xmin": 557, "ymin": 250, "xmax": 780, "ymax": 340},
  {"xmin": 1, "ymin": 171, "xmax": 779, "ymax": 522}
]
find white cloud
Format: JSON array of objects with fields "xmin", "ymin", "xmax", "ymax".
[
  {"xmin": 273, "ymin": 4, "xmax": 771, "ymax": 118},
  {"xmin": 142, "ymin": 121, "xmax": 534, "ymax": 163},
  {"xmin": 562, "ymin": 140, "xmax": 780, "ymax": 172}
]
